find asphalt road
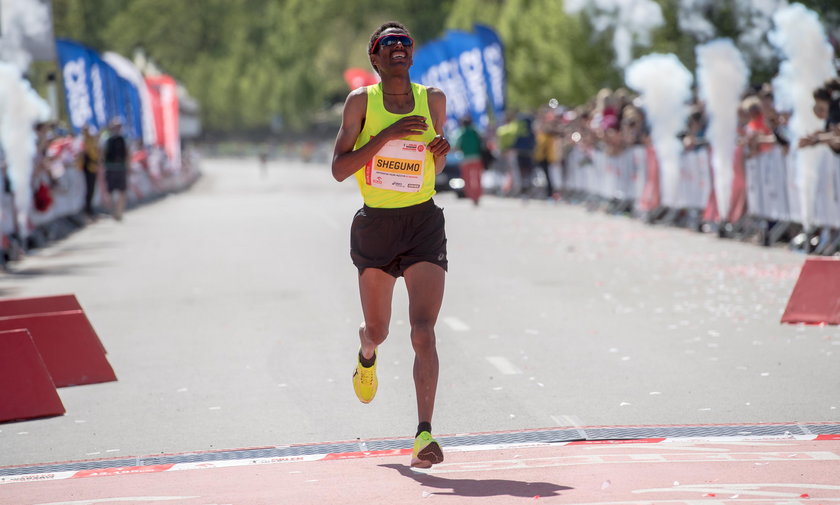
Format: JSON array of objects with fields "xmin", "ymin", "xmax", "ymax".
[{"xmin": 1, "ymin": 157, "xmax": 837, "ymax": 467}]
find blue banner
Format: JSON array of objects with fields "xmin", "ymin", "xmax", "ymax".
[
  {"xmin": 410, "ymin": 25, "xmax": 505, "ymax": 134},
  {"xmin": 474, "ymin": 25, "xmax": 505, "ymax": 123},
  {"xmin": 56, "ymin": 39, "xmax": 142, "ymax": 141}
]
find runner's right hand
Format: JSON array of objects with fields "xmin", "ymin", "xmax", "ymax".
[{"xmin": 380, "ymin": 115, "xmax": 429, "ymax": 140}]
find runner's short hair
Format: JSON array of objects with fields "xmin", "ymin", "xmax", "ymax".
[{"xmin": 368, "ymin": 21, "xmax": 412, "ymax": 54}]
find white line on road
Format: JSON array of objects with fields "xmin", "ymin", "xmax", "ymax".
[
  {"xmin": 33, "ymin": 498, "xmax": 201, "ymax": 505},
  {"xmin": 551, "ymin": 414, "xmax": 588, "ymax": 439},
  {"xmin": 486, "ymin": 356, "xmax": 522, "ymax": 375},
  {"xmin": 443, "ymin": 317, "xmax": 470, "ymax": 332},
  {"xmin": 550, "ymin": 414, "xmax": 584, "ymax": 427}
]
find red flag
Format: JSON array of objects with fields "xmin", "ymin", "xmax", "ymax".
[{"xmin": 343, "ymin": 68, "xmax": 379, "ymax": 90}]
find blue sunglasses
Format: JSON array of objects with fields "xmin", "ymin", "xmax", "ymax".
[{"xmin": 370, "ymin": 34, "xmax": 414, "ymax": 54}]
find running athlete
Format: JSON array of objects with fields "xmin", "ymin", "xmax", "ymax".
[{"xmin": 331, "ymin": 21, "xmax": 451, "ymax": 468}]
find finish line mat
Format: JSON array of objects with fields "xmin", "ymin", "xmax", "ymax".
[{"xmin": 2, "ymin": 422, "xmax": 839, "ymax": 484}]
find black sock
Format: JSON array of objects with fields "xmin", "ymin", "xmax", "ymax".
[
  {"xmin": 416, "ymin": 422, "xmax": 432, "ymax": 437},
  {"xmin": 359, "ymin": 350, "xmax": 376, "ymax": 368}
]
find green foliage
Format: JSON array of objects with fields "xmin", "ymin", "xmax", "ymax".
[
  {"xmin": 497, "ymin": 0, "xmax": 620, "ymax": 110},
  {"xmin": 50, "ymin": 0, "xmax": 840, "ymax": 135},
  {"xmin": 53, "ymin": 0, "xmax": 459, "ymax": 133}
]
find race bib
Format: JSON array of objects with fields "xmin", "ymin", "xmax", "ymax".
[{"xmin": 365, "ymin": 139, "xmax": 426, "ymax": 193}]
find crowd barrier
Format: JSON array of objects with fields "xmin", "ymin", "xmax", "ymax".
[
  {"xmin": 561, "ymin": 142, "xmax": 840, "ymax": 232},
  {"xmin": 1, "ymin": 137, "xmax": 201, "ymax": 254}
]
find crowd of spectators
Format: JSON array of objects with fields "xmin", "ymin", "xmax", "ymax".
[
  {"xmin": 486, "ymin": 77, "xmax": 840, "ymax": 198},
  {"xmin": 1, "ymin": 119, "xmax": 199, "ymax": 264},
  {"xmin": 27, "ymin": 119, "xmax": 133, "ymax": 223},
  {"xmin": 484, "ymin": 87, "xmax": 651, "ymax": 201},
  {"xmin": 799, "ymin": 78, "xmax": 840, "ymax": 151},
  {"xmin": 453, "ymin": 77, "xmax": 840, "ymax": 253}
]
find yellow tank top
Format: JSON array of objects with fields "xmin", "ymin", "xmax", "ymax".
[{"xmin": 353, "ymin": 82, "xmax": 437, "ymax": 208}]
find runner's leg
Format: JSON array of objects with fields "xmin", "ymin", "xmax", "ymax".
[
  {"xmin": 358, "ymin": 267, "xmax": 398, "ymax": 359},
  {"xmin": 403, "ymin": 261, "xmax": 445, "ymax": 425}
]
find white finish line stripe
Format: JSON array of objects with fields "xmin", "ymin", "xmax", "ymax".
[
  {"xmin": 32, "ymin": 498, "xmax": 199, "ymax": 505},
  {"xmin": 486, "ymin": 356, "xmax": 522, "ymax": 375}
]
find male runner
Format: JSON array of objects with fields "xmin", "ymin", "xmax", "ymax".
[{"xmin": 331, "ymin": 21, "xmax": 451, "ymax": 468}]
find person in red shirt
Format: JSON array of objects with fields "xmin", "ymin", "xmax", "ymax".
[{"xmin": 743, "ymin": 96, "xmax": 776, "ymax": 155}]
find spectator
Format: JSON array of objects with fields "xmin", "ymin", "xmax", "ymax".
[
  {"xmin": 78, "ymin": 124, "xmax": 101, "ymax": 220},
  {"xmin": 102, "ymin": 118, "xmax": 129, "ymax": 221},
  {"xmin": 512, "ymin": 114, "xmax": 536, "ymax": 198},
  {"xmin": 756, "ymin": 86, "xmax": 793, "ymax": 150},
  {"xmin": 495, "ymin": 111, "xmax": 522, "ymax": 196},
  {"xmin": 799, "ymin": 86, "xmax": 834, "ymax": 149},
  {"xmin": 800, "ymin": 80, "xmax": 840, "ymax": 153},
  {"xmin": 533, "ymin": 107, "xmax": 561, "ymax": 200},
  {"xmin": 454, "ymin": 116, "xmax": 484, "ymax": 205},
  {"xmin": 742, "ymin": 95, "xmax": 776, "ymax": 156},
  {"xmin": 681, "ymin": 107, "xmax": 708, "ymax": 151},
  {"xmin": 825, "ymin": 78, "xmax": 840, "ymax": 127},
  {"xmin": 590, "ymin": 88, "xmax": 619, "ymax": 133},
  {"xmin": 620, "ymin": 105, "xmax": 646, "ymax": 147}
]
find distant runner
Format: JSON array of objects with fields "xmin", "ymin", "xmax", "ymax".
[{"xmin": 331, "ymin": 20, "xmax": 451, "ymax": 468}]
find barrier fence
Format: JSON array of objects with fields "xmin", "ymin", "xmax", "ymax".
[
  {"xmin": 561, "ymin": 143, "xmax": 840, "ymax": 234},
  {"xmin": 1, "ymin": 138, "xmax": 200, "ymax": 257}
]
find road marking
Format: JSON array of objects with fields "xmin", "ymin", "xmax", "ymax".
[
  {"xmin": 550, "ymin": 414, "xmax": 583, "ymax": 426},
  {"xmin": 551, "ymin": 415, "xmax": 587, "ymax": 439},
  {"xmin": 424, "ymin": 451, "xmax": 840, "ymax": 474},
  {"xmin": 634, "ymin": 482, "xmax": 840, "ymax": 498},
  {"xmin": 519, "ymin": 499, "xmax": 840, "ymax": 505},
  {"xmin": 443, "ymin": 317, "xmax": 469, "ymax": 332},
  {"xmin": 485, "ymin": 356, "xmax": 522, "ymax": 375},
  {"xmin": 33, "ymin": 498, "xmax": 200, "ymax": 505},
  {"xmin": 798, "ymin": 423, "xmax": 814, "ymax": 435}
]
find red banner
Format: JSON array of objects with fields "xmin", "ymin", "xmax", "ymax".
[{"xmin": 145, "ymin": 75, "xmax": 181, "ymax": 170}]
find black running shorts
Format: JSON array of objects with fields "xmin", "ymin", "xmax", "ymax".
[
  {"xmin": 350, "ymin": 198, "xmax": 448, "ymax": 277},
  {"xmin": 105, "ymin": 164, "xmax": 128, "ymax": 192}
]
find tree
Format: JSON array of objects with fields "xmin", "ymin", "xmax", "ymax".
[
  {"xmin": 51, "ymin": 0, "xmax": 466, "ymax": 134},
  {"xmin": 52, "ymin": 0, "xmax": 837, "ymax": 135}
]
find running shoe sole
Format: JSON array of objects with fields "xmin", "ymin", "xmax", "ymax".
[{"xmin": 411, "ymin": 440, "xmax": 444, "ymax": 468}]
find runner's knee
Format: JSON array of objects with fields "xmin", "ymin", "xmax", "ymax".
[
  {"xmin": 362, "ymin": 322, "xmax": 389, "ymax": 345},
  {"xmin": 410, "ymin": 321, "xmax": 436, "ymax": 354}
]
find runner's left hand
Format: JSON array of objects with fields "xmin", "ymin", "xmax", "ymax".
[{"xmin": 428, "ymin": 135, "xmax": 450, "ymax": 157}]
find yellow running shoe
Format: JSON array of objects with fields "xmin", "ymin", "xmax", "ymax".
[
  {"xmin": 352, "ymin": 349, "xmax": 377, "ymax": 403},
  {"xmin": 410, "ymin": 431, "xmax": 444, "ymax": 468}
]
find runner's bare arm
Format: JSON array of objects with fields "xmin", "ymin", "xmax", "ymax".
[
  {"xmin": 331, "ymin": 90, "xmax": 372, "ymax": 182},
  {"xmin": 426, "ymin": 87, "xmax": 450, "ymax": 175},
  {"xmin": 332, "ymin": 90, "xmax": 432, "ymax": 182}
]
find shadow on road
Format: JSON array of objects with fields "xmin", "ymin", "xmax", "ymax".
[
  {"xmin": 2, "ymin": 262, "xmax": 111, "ymax": 278},
  {"xmin": 0, "ymin": 286, "xmax": 21, "ymax": 297},
  {"xmin": 379, "ymin": 463, "xmax": 573, "ymax": 498}
]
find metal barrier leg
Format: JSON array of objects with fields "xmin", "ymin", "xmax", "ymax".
[
  {"xmin": 768, "ymin": 221, "xmax": 790, "ymax": 246},
  {"xmin": 825, "ymin": 230, "xmax": 840, "ymax": 255},
  {"xmin": 718, "ymin": 220, "xmax": 735, "ymax": 238},
  {"xmin": 660, "ymin": 208, "xmax": 679, "ymax": 225},
  {"xmin": 815, "ymin": 228, "xmax": 840, "ymax": 255},
  {"xmin": 756, "ymin": 219, "xmax": 770, "ymax": 246}
]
